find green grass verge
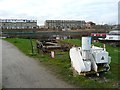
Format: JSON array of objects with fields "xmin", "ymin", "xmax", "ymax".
[{"xmin": 3, "ymin": 38, "xmax": 120, "ymax": 88}]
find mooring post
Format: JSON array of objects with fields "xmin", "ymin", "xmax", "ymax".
[{"xmin": 30, "ymin": 37, "xmax": 34, "ymax": 55}]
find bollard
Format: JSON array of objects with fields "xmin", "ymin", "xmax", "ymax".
[
  {"xmin": 51, "ymin": 51, "xmax": 55, "ymax": 58},
  {"xmin": 103, "ymin": 44, "xmax": 106, "ymax": 51}
]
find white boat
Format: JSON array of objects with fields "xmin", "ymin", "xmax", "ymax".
[{"xmin": 98, "ymin": 30, "xmax": 120, "ymax": 46}]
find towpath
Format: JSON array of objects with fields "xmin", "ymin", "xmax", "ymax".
[{"xmin": 2, "ymin": 40, "xmax": 74, "ymax": 88}]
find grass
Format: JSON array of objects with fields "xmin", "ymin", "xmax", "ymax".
[
  {"xmin": 3, "ymin": 38, "xmax": 37, "ymax": 56},
  {"xmin": 3, "ymin": 38, "xmax": 120, "ymax": 88}
]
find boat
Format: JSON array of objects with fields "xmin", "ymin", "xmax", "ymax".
[{"xmin": 98, "ymin": 30, "xmax": 120, "ymax": 46}]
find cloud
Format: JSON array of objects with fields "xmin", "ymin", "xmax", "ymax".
[{"xmin": 0, "ymin": 0, "xmax": 119, "ymax": 25}]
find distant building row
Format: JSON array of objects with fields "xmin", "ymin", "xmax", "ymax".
[
  {"xmin": 44, "ymin": 20, "xmax": 86, "ymax": 30},
  {"xmin": 0, "ymin": 19, "xmax": 96, "ymax": 30},
  {"xmin": 0, "ymin": 19, "xmax": 37, "ymax": 29}
]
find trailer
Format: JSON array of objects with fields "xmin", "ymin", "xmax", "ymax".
[{"xmin": 36, "ymin": 39, "xmax": 70, "ymax": 53}]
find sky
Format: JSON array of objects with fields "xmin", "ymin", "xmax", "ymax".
[{"xmin": 0, "ymin": 0, "xmax": 119, "ymax": 25}]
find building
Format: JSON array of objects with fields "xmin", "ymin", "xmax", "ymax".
[
  {"xmin": 45, "ymin": 20, "xmax": 86, "ymax": 30},
  {"xmin": 118, "ymin": 1, "xmax": 120, "ymax": 25},
  {"xmin": 86, "ymin": 21, "xmax": 96, "ymax": 29},
  {"xmin": 0, "ymin": 19, "xmax": 37, "ymax": 29}
]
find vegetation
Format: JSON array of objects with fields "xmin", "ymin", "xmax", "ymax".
[{"xmin": 4, "ymin": 38, "xmax": 119, "ymax": 88}]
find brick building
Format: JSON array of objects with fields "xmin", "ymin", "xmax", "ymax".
[
  {"xmin": 45, "ymin": 20, "xmax": 86, "ymax": 30},
  {"xmin": 86, "ymin": 21, "xmax": 96, "ymax": 29},
  {"xmin": 0, "ymin": 19, "xmax": 37, "ymax": 29}
]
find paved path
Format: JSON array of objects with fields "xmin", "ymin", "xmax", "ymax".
[{"xmin": 2, "ymin": 40, "xmax": 74, "ymax": 88}]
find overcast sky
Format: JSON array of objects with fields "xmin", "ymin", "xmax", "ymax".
[{"xmin": 0, "ymin": 0, "xmax": 119, "ymax": 25}]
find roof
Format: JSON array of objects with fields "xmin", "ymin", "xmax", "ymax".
[{"xmin": 109, "ymin": 30, "xmax": 120, "ymax": 34}]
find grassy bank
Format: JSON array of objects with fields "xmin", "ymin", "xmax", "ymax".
[{"xmin": 4, "ymin": 38, "xmax": 119, "ymax": 88}]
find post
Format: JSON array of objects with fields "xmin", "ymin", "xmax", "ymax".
[
  {"xmin": 51, "ymin": 51, "xmax": 55, "ymax": 58},
  {"xmin": 29, "ymin": 27, "xmax": 36, "ymax": 55},
  {"xmin": 30, "ymin": 37, "xmax": 34, "ymax": 55},
  {"xmin": 103, "ymin": 44, "xmax": 106, "ymax": 51}
]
